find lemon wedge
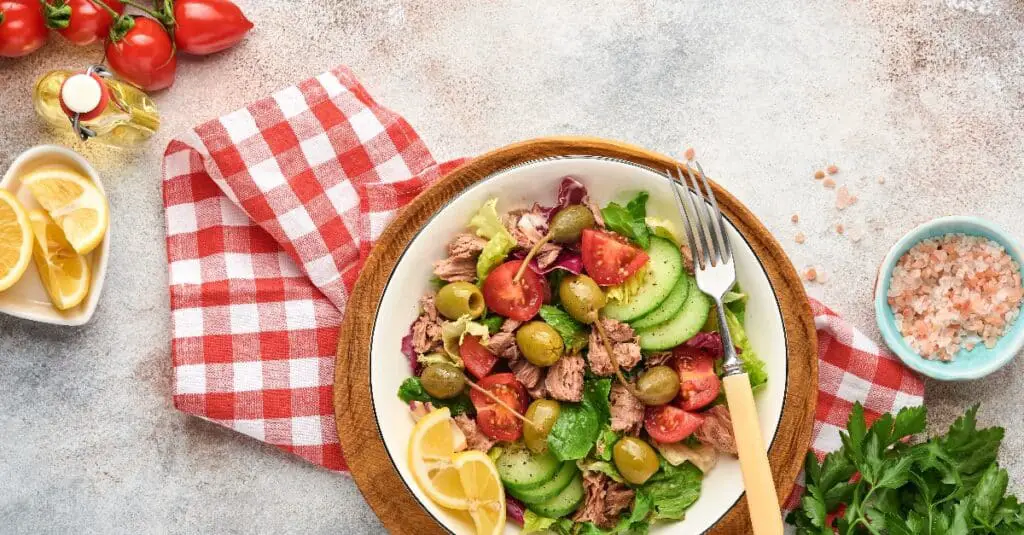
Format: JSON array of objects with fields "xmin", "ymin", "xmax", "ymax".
[
  {"xmin": 409, "ymin": 407, "xmax": 469, "ymax": 510},
  {"xmin": 29, "ymin": 210, "xmax": 91, "ymax": 310},
  {"xmin": 453, "ymin": 450, "xmax": 506, "ymax": 535},
  {"xmin": 0, "ymin": 189, "xmax": 32, "ymax": 292},
  {"xmin": 22, "ymin": 166, "xmax": 108, "ymax": 255}
]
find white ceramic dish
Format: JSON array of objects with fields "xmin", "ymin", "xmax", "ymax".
[
  {"xmin": 0, "ymin": 145, "xmax": 110, "ymax": 326},
  {"xmin": 369, "ymin": 157, "xmax": 788, "ymax": 534}
]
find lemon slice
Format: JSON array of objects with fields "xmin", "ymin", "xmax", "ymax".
[
  {"xmin": 0, "ymin": 190, "xmax": 32, "ymax": 292},
  {"xmin": 408, "ymin": 407, "xmax": 470, "ymax": 510},
  {"xmin": 22, "ymin": 166, "xmax": 108, "ymax": 255},
  {"xmin": 453, "ymin": 450, "xmax": 506, "ymax": 535},
  {"xmin": 29, "ymin": 210, "xmax": 91, "ymax": 310}
]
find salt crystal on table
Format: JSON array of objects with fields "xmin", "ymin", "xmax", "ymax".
[
  {"xmin": 815, "ymin": 267, "xmax": 830, "ymax": 283},
  {"xmin": 848, "ymin": 226, "xmax": 865, "ymax": 242},
  {"xmin": 791, "ymin": 213, "xmax": 799, "ymax": 223},
  {"xmin": 795, "ymin": 232, "xmax": 806, "ymax": 244},
  {"xmin": 823, "ymin": 178, "xmax": 836, "ymax": 189},
  {"xmin": 877, "ymin": 176, "xmax": 885, "ymax": 184},
  {"xmin": 684, "ymin": 147, "xmax": 695, "ymax": 161},
  {"xmin": 814, "ymin": 170, "xmax": 825, "ymax": 180},
  {"xmin": 836, "ymin": 185, "xmax": 857, "ymax": 210}
]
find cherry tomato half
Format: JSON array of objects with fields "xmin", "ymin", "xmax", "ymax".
[
  {"xmin": 581, "ymin": 229, "xmax": 650, "ymax": 286},
  {"xmin": 470, "ymin": 373, "xmax": 528, "ymax": 442},
  {"xmin": 105, "ymin": 17, "xmax": 177, "ymax": 91},
  {"xmin": 482, "ymin": 260, "xmax": 544, "ymax": 322},
  {"xmin": 644, "ymin": 404, "xmax": 704, "ymax": 443},
  {"xmin": 460, "ymin": 335, "xmax": 498, "ymax": 380},
  {"xmin": 54, "ymin": 0, "xmax": 125, "ymax": 46},
  {"xmin": 0, "ymin": 1, "xmax": 48, "ymax": 58},
  {"xmin": 672, "ymin": 347, "xmax": 721, "ymax": 411},
  {"xmin": 174, "ymin": 0, "xmax": 253, "ymax": 55}
]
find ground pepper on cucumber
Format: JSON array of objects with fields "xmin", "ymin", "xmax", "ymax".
[{"xmin": 399, "ymin": 177, "xmax": 767, "ymax": 534}]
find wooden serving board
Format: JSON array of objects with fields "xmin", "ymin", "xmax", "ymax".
[{"xmin": 334, "ymin": 137, "xmax": 818, "ymax": 534}]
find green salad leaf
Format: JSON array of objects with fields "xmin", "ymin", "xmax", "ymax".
[
  {"xmin": 547, "ymin": 378, "xmax": 612, "ymax": 461},
  {"xmin": 595, "ymin": 426, "xmax": 620, "ymax": 462},
  {"xmin": 577, "ymin": 459, "xmax": 625, "ymax": 483},
  {"xmin": 601, "ymin": 192, "xmax": 650, "ymax": 248},
  {"xmin": 396, "ymin": 377, "xmax": 473, "ymax": 416},
  {"xmin": 538, "ymin": 305, "xmax": 589, "ymax": 352},
  {"xmin": 440, "ymin": 315, "xmax": 490, "ymax": 363},
  {"xmin": 480, "ymin": 315, "xmax": 504, "ymax": 334},
  {"xmin": 787, "ymin": 404, "xmax": 1024, "ymax": 535},
  {"xmin": 522, "ymin": 510, "xmax": 573, "ymax": 534},
  {"xmin": 639, "ymin": 459, "xmax": 703, "ymax": 521},
  {"xmin": 724, "ymin": 307, "xmax": 767, "ymax": 389},
  {"xmin": 468, "ymin": 198, "xmax": 516, "ymax": 280}
]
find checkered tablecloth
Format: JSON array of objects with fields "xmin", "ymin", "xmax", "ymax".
[{"xmin": 161, "ymin": 66, "xmax": 924, "ymax": 501}]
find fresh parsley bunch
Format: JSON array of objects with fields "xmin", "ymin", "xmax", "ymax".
[{"xmin": 787, "ymin": 403, "xmax": 1024, "ymax": 534}]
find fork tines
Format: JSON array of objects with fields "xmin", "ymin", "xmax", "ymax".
[{"xmin": 666, "ymin": 163, "xmax": 733, "ymax": 270}]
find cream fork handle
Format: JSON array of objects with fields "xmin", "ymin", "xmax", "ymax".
[{"xmin": 722, "ymin": 373, "xmax": 783, "ymax": 535}]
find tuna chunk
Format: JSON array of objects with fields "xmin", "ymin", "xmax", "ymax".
[
  {"xmin": 510, "ymin": 359, "xmax": 547, "ymax": 399},
  {"xmin": 410, "ymin": 294, "xmax": 443, "ymax": 354},
  {"xmin": 572, "ymin": 472, "xmax": 635, "ymax": 529},
  {"xmin": 544, "ymin": 354, "xmax": 584, "ymax": 402},
  {"xmin": 448, "ymin": 232, "xmax": 487, "ymax": 257},
  {"xmin": 608, "ymin": 383, "xmax": 644, "ymax": 435},
  {"xmin": 587, "ymin": 319, "xmax": 642, "ymax": 376},
  {"xmin": 433, "ymin": 233, "xmax": 487, "ymax": 282},
  {"xmin": 500, "ymin": 319, "xmax": 523, "ymax": 332},
  {"xmin": 486, "ymin": 332, "xmax": 519, "ymax": 360},
  {"xmin": 695, "ymin": 405, "xmax": 738, "ymax": 455},
  {"xmin": 645, "ymin": 351, "xmax": 674, "ymax": 368},
  {"xmin": 453, "ymin": 415, "xmax": 496, "ymax": 453},
  {"xmin": 535, "ymin": 242, "xmax": 563, "ymax": 270}
]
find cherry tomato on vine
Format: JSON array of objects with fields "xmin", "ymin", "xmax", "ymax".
[
  {"xmin": 105, "ymin": 16, "xmax": 177, "ymax": 91},
  {"xmin": 0, "ymin": 0, "xmax": 48, "ymax": 58},
  {"xmin": 47, "ymin": 0, "xmax": 126, "ymax": 46},
  {"xmin": 173, "ymin": 0, "xmax": 253, "ymax": 55}
]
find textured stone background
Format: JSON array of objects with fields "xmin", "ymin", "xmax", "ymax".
[{"xmin": 1, "ymin": 0, "xmax": 1022, "ymax": 533}]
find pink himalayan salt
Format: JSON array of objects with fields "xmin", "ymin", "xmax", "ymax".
[
  {"xmin": 795, "ymin": 232, "xmax": 806, "ymax": 244},
  {"xmin": 823, "ymin": 178, "xmax": 836, "ymax": 189},
  {"xmin": 888, "ymin": 234, "xmax": 1023, "ymax": 361},
  {"xmin": 836, "ymin": 186, "xmax": 858, "ymax": 210}
]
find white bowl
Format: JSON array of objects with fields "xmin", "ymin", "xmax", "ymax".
[
  {"xmin": 0, "ymin": 145, "xmax": 110, "ymax": 326},
  {"xmin": 370, "ymin": 157, "xmax": 788, "ymax": 533}
]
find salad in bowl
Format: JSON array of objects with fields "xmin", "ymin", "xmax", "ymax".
[{"xmin": 396, "ymin": 177, "xmax": 767, "ymax": 535}]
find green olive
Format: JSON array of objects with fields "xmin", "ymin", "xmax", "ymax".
[
  {"xmin": 613, "ymin": 437, "xmax": 660, "ymax": 485},
  {"xmin": 635, "ymin": 365, "xmax": 681, "ymax": 406},
  {"xmin": 524, "ymin": 399, "xmax": 561, "ymax": 453},
  {"xmin": 558, "ymin": 274, "xmax": 606, "ymax": 324},
  {"xmin": 435, "ymin": 281, "xmax": 485, "ymax": 320},
  {"xmin": 420, "ymin": 363, "xmax": 466, "ymax": 399},
  {"xmin": 516, "ymin": 322, "xmax": 564, "ymax": 367},
  {"xmin": 549, "ymin": 205, "xmax": 595, "ymax": 244}
]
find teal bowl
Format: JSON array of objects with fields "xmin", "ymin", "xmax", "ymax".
[{"xmin": 874, "ymin": 216, "xmax": 1024, "ymax": 381}]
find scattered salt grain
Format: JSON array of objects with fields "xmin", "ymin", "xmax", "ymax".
[
  {"xmin": 877, "ymin": 176, "xmax": 885, "ymax": 184},
  {"xmin": 803, "ymin": 267, "xmax": 817, "ymax": 281},
  {"xmin": 835, "ymin": 185, "xmax": 857, "ymax": 210},
  {"xmin": 888, "ymin": 234, "xmax": 1023, "ymax": 361},
  {"xmin": 827, "ymin": 164, "xmax": 839, "ymax": 175},
  {"xmin": 814, "ymin": 170, "xmax": 825, "ymax": 180},
  {"xmin": 848, "ymin": 226, "xmax": 865, "ymax": 243},
  {"xmin": 684, "ymin": 147, "xmax": 695, "ymax": 161},
  {"xmin": 823, "ymin": 178, "xmax": 836, "ymax": 189},
  {"xmin": 791, "ymin": 213, "xmax": 800, "ymax": 223},
  {"xmin": 815, "ymin": 267, "xmax": 830, "ymax": 283},
  {"xmin": 835, "ymin": 223, "xmax": 845, "ymax": 234},
  {"xmin": 795, "ymin": 232, "xmax": 806, "ymax": 244}
]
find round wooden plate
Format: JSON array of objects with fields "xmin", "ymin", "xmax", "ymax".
[{"xmin": 335, "ymin": 137, "xmax": 818, "ymax": 534}]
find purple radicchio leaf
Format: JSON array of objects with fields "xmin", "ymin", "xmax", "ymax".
[
  {"xmin": 556, "ymin": 175, "xmax": 589, "ymax": 207},
  {"xmin": 511, "ymin": 249, "xmax": 584, "ymax": 275},
  {"xmin": 682, "ymin": 331, "xmax": 742, "ymax": 357},
  {"xmin": 505, "ymin": 496, "xmax": 526, "ymax": 525},
  {"xmin": 401, "ymin": 331, "xmax": 423, "ymax": 375}
]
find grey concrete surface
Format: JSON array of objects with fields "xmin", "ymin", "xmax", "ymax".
[{"xmin": 1, "ymin": 0, "xmax": 1022, "ymax": 533}]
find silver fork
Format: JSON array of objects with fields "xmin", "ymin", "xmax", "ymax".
[{"xmin": 667, "ymin": 163, "xmax": 783, "ymax": 535}]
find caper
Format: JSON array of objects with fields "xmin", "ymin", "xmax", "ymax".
[
  {"xmin": 516, "ymin": 322, "xmax": 564, "ymax": 367},
  {"xmin": 635, "ymin": 365, "xmax": 681, "ymax": 406},
  {"xmin": 420, "ymin": 363, "xmax": 465, "ymax": 399},
  {"xmin": 549, "ymin": 205, "xmax": 595, "ymax": 244},
  {"xmin": 435, "ymin": 281, "xmax": 485, "ymax": 320},
  {"xmin": 612, "ymin": 437, "xmax": 660, "ymax": 485},
  {"xmin": 558, "ymin": 274, "xmax": 606, "ymax": 324},
  {"xmin": 524, "ymin": 399, "xmax": 561, "ymax": 453}
]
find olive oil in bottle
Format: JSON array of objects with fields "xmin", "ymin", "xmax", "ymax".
[{"xmin": 33, "ymin": 65, "xmax": 159, "ymax": 147}]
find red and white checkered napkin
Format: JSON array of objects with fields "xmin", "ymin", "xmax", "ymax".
[{"xmin": 161, "ymin": 66, "xmax": 924, "ymax": 483}]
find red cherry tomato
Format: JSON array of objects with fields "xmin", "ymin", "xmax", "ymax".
[
  {"xmin": 580, "ymin": 229, "xmax": 650, "ymax": 285},
  {"xmin": 173, "ymin": 0, "xmax": 253, "ymax": 55},
  {"xmin": 482, "ymin": 261, "xmax": 544, "ymax": 321},
  {"xmin": 53, "ymin": 0, "xmax": 125, "ymax": 46},
  {"xmin": 0, "ymin": 1, "xmax": 47, "ymax": 58},
  {"xmin": 105, "ymin": 17, "xmax": 177, "ymax": 91},
  {"xmin": 460, "ymin": 335, "xmax": 498, "ymax": 380},
  {"xmin": 469, "ymin": 373, "xmax": 527, "ymax": 442},
  {"xmin": 672, "ymin": 347, "xmax": 721, "ymax": 411},
  {"xmin": 644, "ymin": 404, "xmax": 704, "ymax": 443}
]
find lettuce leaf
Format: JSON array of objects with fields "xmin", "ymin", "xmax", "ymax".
[
  {"xmin": 604, "ymin": 263, "xmax": 647, "ymax": 305},
  {"xmin": 577, "ymin": 459, "xmax": 625, "ymax": 483},
  {"xmin": 639, "ymin": 459, "xmax": 703, "ymax": 521},
  {"xmin": 601, "ymin": 192, "xmax": 650, "ymax": 248},
  {"xmin": 396, "ymin": 377, "xmax": 473, "ymax": 416},
  {"xmin": 523, "ymin": 510, "xmax": 573, "ymax": 534},
  {"xmin": 595, "ymin": 426, "xmax": 620, "ymax": 462},
  {"xmin": 469, "ymin": 198, "xmax": 516, "ymax": 279},
  {"xmin": 645, "ymin": 216, "xmax": 682, "ymax": 244},
  {"xmin": 547, "ymin": 379, "xmax": 612, "ymax": 461},
  {"xmin": 724, "ymin": 307, "xmax": 767, "ymax": 389},
  {"xmin": 440, "ymin": 315, "xmax": 491, "ymax": 365},
  {"xmin": 538, "ymin": 305, "xmax": 589, "ymax": 352}
]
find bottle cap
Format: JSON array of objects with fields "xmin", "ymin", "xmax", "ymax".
[{"xmin": 59, "ymin": 72, "xmax": 110, "ymax": 122}]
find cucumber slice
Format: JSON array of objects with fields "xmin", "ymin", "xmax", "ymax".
[
  {"xmin": 629, "ymin": 271, "xmax": 690, "ymax": 330},
  {"xmin": 602, "ymin": 236, "xmax": 683, "ymax": 322},
  {"xmin": 508, "ymin": 462, "xmax": 578, "ymax": 504},
  {"xmin": 528, "ymin": 472, "xmax": 585, "ymax": 518},
  {"xmin": 495, "ymin": 446, "xmax": 563, "ymax": 491},
  {"xmin": 636, "ymin": 279, "xmax": 711, "ymax": 350}
]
